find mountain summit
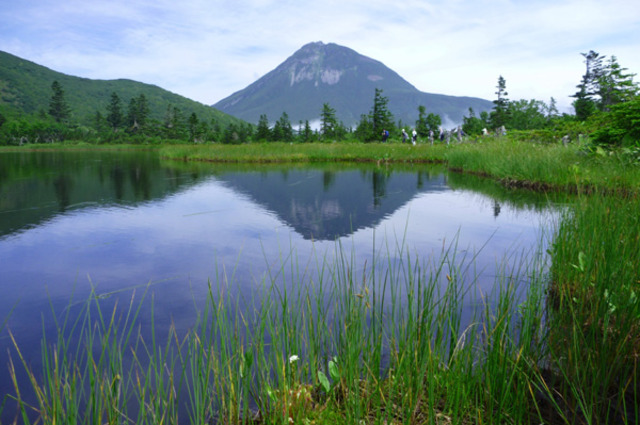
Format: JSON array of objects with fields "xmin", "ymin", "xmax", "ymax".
[{"xmin": 213, "ymin": 42, "xmax": 492, "ymax": 126}]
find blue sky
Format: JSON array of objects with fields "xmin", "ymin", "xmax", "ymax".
[{"xmin": 1, "ymin": 0, "xmax": 639, "ymax": 113}]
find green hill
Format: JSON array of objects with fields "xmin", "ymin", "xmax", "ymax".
[{"xmin": 0, "ymin": 50, "xmax": 243, "ymax": 128}]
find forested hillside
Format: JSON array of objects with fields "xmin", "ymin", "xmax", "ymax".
[{"xmin": 0, "ymin": 50, "xmax": 242, "ymax": 128}]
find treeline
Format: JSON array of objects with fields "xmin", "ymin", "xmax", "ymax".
[
  {"xmin": 1, "ymin": 50, "xmax": 638, "ymax": 147},
  {"xmin": 462, "ymin": 51, "xmax": 640, "ymax": 147},
  {"xmin": 0, "ymin": 85, "xmax": 253, "ymax": 145}
]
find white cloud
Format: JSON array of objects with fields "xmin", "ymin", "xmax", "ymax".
[{"xmin": 1, "ymin": 0, "xmax": 639, "ymax": 112}]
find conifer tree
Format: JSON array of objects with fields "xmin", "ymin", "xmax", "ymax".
[
  {"xmin": 188, "ymin": 112, "xmax": 199, "ymax": 141},
  {"xmin": 370, "ymin": 88, "xmax": 394, "ymax": 135},
  {"xmin": 597, "ymin": 56, "xmax": 638, "ymax": 110},
  {"xmin": 126, "ymin": 94, "xmax": 150, "ymax": 131},
  {"xmin": 415, "ymin": 105, "xmax": 429, "ymax": 138},
  {"xmin": 48, "ymin": 80, "xmax": 71, "ymax": 123},
  {"xmin": 106, "ymin": 92, "xmax": 123, "ymax": 131},
  {"xmin": 489, "ymin": 75, "xmax": 509, "ymax": 128},
  {"xmin": 273, "ymin": 112, "xmax": 293, "ymax": 142},
  {"xmin": 320, "ymin": 103, "xmax": 338, "ymax": 139},
  {"xmin": 301, "ymin": 120, "xmax": 313, "ymax": 143},
  {"xmin": 256, "ymin": 114, "xmax": 271, "ymax": 141}
]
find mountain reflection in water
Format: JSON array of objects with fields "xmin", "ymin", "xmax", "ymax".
[
  {"xmin": 0, "ymin": 150, "xmax": 558, "ymax": 424},
  {"xmin": 215, "ymin": 168, "xmax": 448, "ymax": 240}
]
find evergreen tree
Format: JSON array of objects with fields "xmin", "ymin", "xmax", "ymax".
[
  {"xmin": 273, "ymin": 112, "xmax": 293, "ymax": 142},
  {"xmin": 489, "ymin": 75, "xmax": 509, "ymax": 128},
  {"xmin": 300, "ymin": 120, "xmax": 313, "ymax": 143},
  {"xmin": 48, "ymin": 80, "xmax": 71, "ymax": 123},
  {"xmin": 163, "ymin": 105, "xmax": 186, "ymax": 139},
  {"xmin": 592, "ymin": 96, "xmax": 640, "ymax": 146},
  {"xmin": 320, "ymin": 103, "xmax": 338, "ymax": 139},
  {"xmin": 222, "ymin": 123, "xmax": 240, "ymax": 144},
  {"xmin": 354, "ymin": 114, "xmax": 375, "ymax": 142},
  {"xmin": 415, "ymin": 105, "xmax": 429, "ymax": 138},
  {"xmin": 126, "ymin": 94, "xmax": 150, "ymax": 131},
  {"xmin": 106, "ymin": 92, "xmax": 123, "ymax": 132},
  {"xmin": 572, "ymin": 51, "xmax": 602, "ymax": 120},
  {"xmin": 583, "ymin": 50, "xmax": 605, "ymax": 97},
  {"xmin": 370, "ymin": 88, "xmax": 394, "ymax": 135},
  {"xmin": 255, "ymin": 114, "xmax": 271, "ymax": 141},
  {"xmin": 210, "ymin": 118, "xmax": 222, "ymax": 142},
  {"xmin": 572, "ymin": 79, "xmax": 596, "ymax": 121},
  {"xmin": 597, "ymin": 56, "xmax": 638, "ymax": 110},
  {"xmin": 188, "ymin": 112, "xmax": 199, "ymax": 142},
  {"xmin": 94, "ymin": 111, "xmax": 107, "ymax": 133}
]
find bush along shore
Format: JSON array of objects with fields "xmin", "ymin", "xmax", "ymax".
[{"xmin": 3, "ymin": 136, "xmax": 639, "ymax": 424}]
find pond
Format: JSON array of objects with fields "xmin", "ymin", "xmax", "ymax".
[{"xmin": 0, "ymin": 149, "xmax": 558, "ymax": 420}]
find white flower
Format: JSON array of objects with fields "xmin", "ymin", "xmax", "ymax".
[{"xmin": 289, "ymin": 355, "xmax": 299, "ymax": 364}]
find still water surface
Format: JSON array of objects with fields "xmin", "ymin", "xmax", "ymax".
[{"xmin": 0, "ymin": 150, "xmax": 557, "ymax": 416}]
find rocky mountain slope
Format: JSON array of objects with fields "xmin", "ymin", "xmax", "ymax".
[{"xmin": 214, "ymin": 42, "xmax": 492, "ymax": 127}]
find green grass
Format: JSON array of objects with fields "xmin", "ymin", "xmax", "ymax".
[
  {"xmin": 444, "ymin": 139, "xmax": 640, "ymax": 194},
  {"xmin": 6, "ymin": 235, "xmax": 560, "ymax": 424},
  {"xmin": 6, "ymin": 137, "xmax": 640, "ymax": 195},
  {"xmin": 158, "ymin": 142, "xmax": 449, "ymax": 165},
  {"xmin": 546, "ymin": 193, "xmax": 640, "ymax": 424},
  {"xmin": 155, "ymin": 139, "xmax": 640, "ymax": 195},
  {"xmin": 14, "ymin": 209, "xmax": 637, "ymax": 424},
  {"xmin": 4, "ymin": 137, "xmax": 640, "ymax": 424}
]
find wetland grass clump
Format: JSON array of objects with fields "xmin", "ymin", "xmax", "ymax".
[
  {"xmin": 444, "ymin": 138, "xmax": 640, "ymax": 194},
  {"xmin": 546, "ymin": 193, "xmax": 640, "ymax": 424},
  {"xmin": 6, "ymin": 238, "xmax": 558, "ymax": 425},
  {"xmin": 159, "ymin": 142, "xmax": 449, "ymax": 165}
]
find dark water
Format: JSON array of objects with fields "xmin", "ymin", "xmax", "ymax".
[{"xmin": 0, "ymin": 150, "xmax": 557, "ymax": 420}]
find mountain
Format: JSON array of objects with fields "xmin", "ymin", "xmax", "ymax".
[
  {"xmin": 0, "ymin": 50, "xmax": 243, "ymax": 127},
  {"xmin": 213, "ymin": 42, "xmax": 493, "ymax": 127}
]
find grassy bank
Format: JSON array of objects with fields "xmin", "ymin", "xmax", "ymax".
[
  {"xmin": 546, "ymin": 194, "xmax": 640, "ymax": 424},
  {"xmin": 158, "ymin": 142, "xmax": 449, "ymax": 165},
  {"xmin": 157, "ymin": 139, "xmax": 640, "ymax": 195},
  {"xmin": 5, "ymin": 138, "xmax": 640, "ymax": 194},
  {"xmin": 444, "ymin": 140, "xmax": 640, "ymax": 194}
]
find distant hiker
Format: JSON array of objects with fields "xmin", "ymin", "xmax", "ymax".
[
  {"xmin": 402, "ymin": 129, "xmax": 408, "ymax": 143},
  {"xmin": 382, "ymin": 129, "xmax": 389, "ymax": 142},
  {"xmin": 412, "ymin": 129, "xmax": 417, "ymax": 145},
  {"xmin": 439, "ymin": 128, "xmax": 445, "ymax": 142},
  {"xmin": 456, "ymin": 127, "xmax": 462, "ymax": 143},
  {"xmin": 429, "ymin": 129, "xmax": 434, "ymax": 145}
]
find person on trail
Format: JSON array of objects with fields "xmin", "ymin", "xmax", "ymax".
[
  {"xmin": 402, "ymin": 129, "xmax": 408, "ymax": 143},
  {"xmin": 382, "ymin": 129, "xmax": 389, "ymax": 143},
  {"xmin": 411, "ymin": 129, "xmax": 417, "ymax": 145}
]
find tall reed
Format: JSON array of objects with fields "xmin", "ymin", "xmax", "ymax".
[
  {"xmin": 5, "ymin": 232, "xmax": 569, "ymax": 424},
  {"xmin": 546, "ymin": 193, "xmax": 640, "ymax": 424}
]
